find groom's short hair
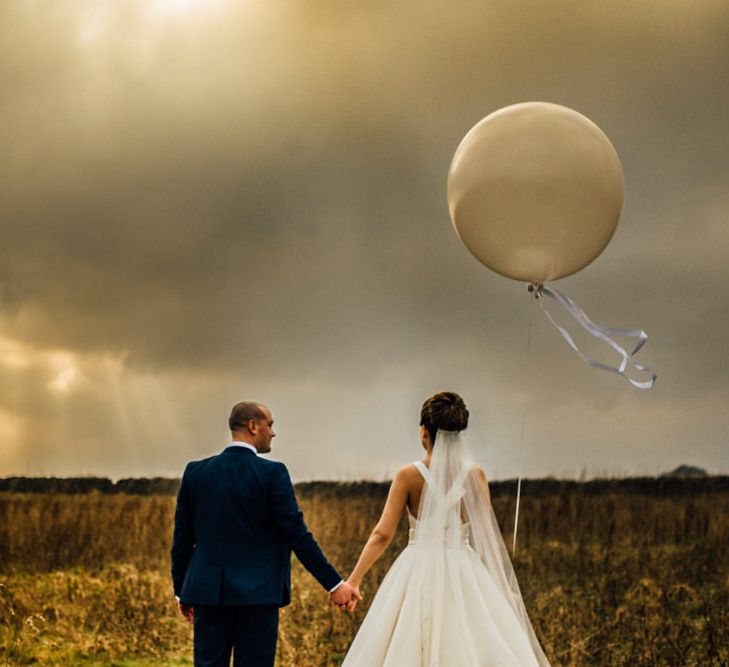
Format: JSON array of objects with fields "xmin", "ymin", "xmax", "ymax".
[{"xmin": 229, "ymin": 402, "xmax": 266, "ymax": 432}]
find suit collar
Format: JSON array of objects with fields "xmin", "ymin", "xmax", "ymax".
[{"xmin": 223, "ymin": 442, "xmax": 258, "ymax": 455}]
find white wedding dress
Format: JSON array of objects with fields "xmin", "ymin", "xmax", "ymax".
[{"xmin": 342, "ymin": 432, "xmax": 550, "ymax": 667}]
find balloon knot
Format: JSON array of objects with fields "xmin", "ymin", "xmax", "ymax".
[{"xmin": 527, "ymin": 282, "xmax": 543, "ymax": 299}]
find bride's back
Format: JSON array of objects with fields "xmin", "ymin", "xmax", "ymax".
[
  {"xmin": 402, "ymin": 463, "xmax": 428, "ymax": 518},
  {"xmin": 403, "ymin": 459, "xmax": 490, "ymax": 522}
]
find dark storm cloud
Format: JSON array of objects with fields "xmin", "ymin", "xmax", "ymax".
[{"xmin": 1, "ymin": 1, "xmax": 728, "ymax": 477}]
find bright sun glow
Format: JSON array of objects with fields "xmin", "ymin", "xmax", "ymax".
[
  {"xmin": 48, "ymin": 353, "xmax": 79, "ymax": 393},
  {"xmin": 0, "ymin": 338, "xmax": 31, "ymax": 369},
  {"xmin": 49, "ymin": 367, "xmax": 77, "ymax": 392}
]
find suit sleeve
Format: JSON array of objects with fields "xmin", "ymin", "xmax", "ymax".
[
  {"xmin": 269, "ymin": 463, "xmax": 342, "ymax": 592},
  {"xmin": 171, "ymin": 463, "xmax": 195, "ymax": 597}
]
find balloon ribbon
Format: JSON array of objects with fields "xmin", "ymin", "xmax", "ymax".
[
  {"xmin": 512, "ymin": 294, "xmax": 535, "ymax": 557},
  {"xmin": 529, "ymin": 283, "xmax": 657, "ymax": 389}
]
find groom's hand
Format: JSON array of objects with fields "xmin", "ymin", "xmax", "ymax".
[
  {"xmin": 178, "ymin": 601, "xmax": 194, "ymax": 623},
  {"xmin": 329, "ymin": 582, "xmax": 362, "ymax": 612}
]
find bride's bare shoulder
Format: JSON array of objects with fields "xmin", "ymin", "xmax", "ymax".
[
  {"xmin": 471, "ymin": 465, "xmax": 489, "ymax": 482},
  {"xmin": 397, "ymin": 462, "xmax": 422, "ymax": 477},
  {"xmin": 393, "ymin": 463, "xmax": 423, "ymax": 487}
]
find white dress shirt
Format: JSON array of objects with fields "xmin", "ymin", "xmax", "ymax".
[{"xmin": 227, "ymin": 441, "xmax": 258, "ymax": 454}]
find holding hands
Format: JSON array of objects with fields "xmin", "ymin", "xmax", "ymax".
[
  {"xmin": 329, "ymin": 580, "xmax": 363, "ymax": 612},
  {"xmin": 343, "ymin": 579, "xmax": 362, "ymax": 613}
]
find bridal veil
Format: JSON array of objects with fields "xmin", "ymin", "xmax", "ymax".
[{"xmin": 412, "ymin": 430, "xmax": 550, "ymax": 666}]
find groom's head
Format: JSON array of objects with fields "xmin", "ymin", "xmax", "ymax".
[{"xmin": 229, "ymin": 401, "xmax": 276, "ymax": 453}]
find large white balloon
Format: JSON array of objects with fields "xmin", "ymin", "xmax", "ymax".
[{"xmin": 447, "ymin": 102, "xmax": 624, "ymax": 282}]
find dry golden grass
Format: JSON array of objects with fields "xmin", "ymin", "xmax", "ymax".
[{"xmin": 1, "ymin": 484, "xmax": 728, "ymax": 666}]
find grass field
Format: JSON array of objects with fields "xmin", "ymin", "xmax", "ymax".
[{"xmin": 1, "ymin": 480, "xmax": 728, "ymax": 666}]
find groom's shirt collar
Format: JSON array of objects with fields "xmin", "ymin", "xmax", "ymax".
[{"xmin": 227, "ymin": 441, "xmax": 258, "ymax": 455}]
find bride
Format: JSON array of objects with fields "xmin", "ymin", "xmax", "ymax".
[{"xmin": 342, "ymin": 391, "xmax": 551, "ymax": 666}]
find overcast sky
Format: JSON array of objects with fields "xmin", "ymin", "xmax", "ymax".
[{"xmin": 1, "ymin": 0, "xmax": 728, "ymax": 481}]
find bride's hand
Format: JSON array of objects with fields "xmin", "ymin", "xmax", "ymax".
[{"xmin": 345, "ymin": 578, "xmax": 362, "ymax": 613}]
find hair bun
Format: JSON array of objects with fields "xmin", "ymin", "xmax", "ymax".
[{"xmin": 420, "ymin": 391, "xmax": 469, "ymax": 444}]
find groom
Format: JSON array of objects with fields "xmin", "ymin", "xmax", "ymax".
[{"xmin": 171, "ymin": 401, "xmax": 360, "ymax": 666}]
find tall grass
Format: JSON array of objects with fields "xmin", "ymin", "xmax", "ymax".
[{"xmin": 1, "ymin": 483, "xmax": 727, "ymax": 665}]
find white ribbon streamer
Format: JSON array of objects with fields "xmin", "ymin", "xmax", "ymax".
[{"xmin": 531, "ymin": 282, "xmax": 657, "ymax": 389}]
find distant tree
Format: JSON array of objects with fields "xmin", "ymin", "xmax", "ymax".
[
  {"xmin": 1, "ymin": 472, "xmax": 727, "ymax": 496},
  {"xmin": 0, "ymin": 477, "xmax": 114, "ymax": 493},
  {"xmin": 661, "ymin": 464, "xmax": 708, "ymax": 478},
  {"xmin": 113, "ymin": 477, "xmax": 181, "ymax": 495}
]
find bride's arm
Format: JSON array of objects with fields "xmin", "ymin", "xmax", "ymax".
[{"xmin": 347, "ymin": 466, "xmax": 410, "ymax": 591}]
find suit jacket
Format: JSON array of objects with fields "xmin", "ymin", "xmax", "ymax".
[{"xmin": 171, "ymin": 445, "xmax": 341, "ymax": 606}]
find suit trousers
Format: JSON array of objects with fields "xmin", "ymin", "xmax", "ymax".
[{"xmin": 193, "ymin": 604, "xmax": 279, "ymax": 667}]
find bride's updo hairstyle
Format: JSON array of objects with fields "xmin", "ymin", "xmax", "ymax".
[{"xmin": 420, "ymin": 391, "xmax": 469, "ymax": 445}]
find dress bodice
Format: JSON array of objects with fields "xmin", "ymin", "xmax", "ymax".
[
  {"xmin": 407, "ymin": 509, "xmax": 471, "ymax": 548},
  {"xmin": 408, "ymin": 459, "xmax": 471, "ymax": 548}
]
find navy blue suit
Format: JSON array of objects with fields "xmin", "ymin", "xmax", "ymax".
[{"xmin": 171, "ymin": 445, "xmax": 342, "ymax": 666}]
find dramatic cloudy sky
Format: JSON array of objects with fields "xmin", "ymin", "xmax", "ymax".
[{"xmin": 1, "ymin": 0, "xmax": 728, "ymax": 480}]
